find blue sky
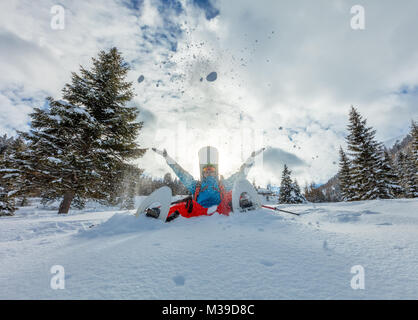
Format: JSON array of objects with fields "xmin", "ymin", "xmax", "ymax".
[{"xmin": 0, "ymin": 0, "xmax": 417, "ymax": 186}]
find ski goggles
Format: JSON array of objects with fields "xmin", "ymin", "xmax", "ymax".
[{"xmin": 203, "ymin": 166, "xmax": 216, "ymax": 173}]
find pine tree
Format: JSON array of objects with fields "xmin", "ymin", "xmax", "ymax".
[
  {"xmin": 279, "ymin": 164, "xmax": 293, "ymax": 204},
  {"xmin": 378, "ymin": 149, "xmax": 403, "ymax": 198},
  {"xmin": 408, "ymin": 120, "xmax": 418, "ymax": 197},
  {"xmin": 291, "ymin": 179, "xmax": 306, "ymax": 203},
  {"xmin": 0, "ymin": 148, "xmax": 16, "ymax": 215},
  {"xmin": 371, "ymin": 144, "xmax": 395, "ymax": 199},
  {"xmin": 0, "ymin": 186, "xmax": 13, "ymax": 215},
  {"xmin": 346, "ymin": 107, "xmax": 383, "ymax": 200},
  {"xmin": 338, "ymin": 147, "xmax": 353, "ymax": 201},
  {"xmin": 396, "ymin": 151, "xmax": 416, "ymax": 198},
  {"xmin": 0, "ymin": 136, "xmax": 13, "ymax": 215},
  {"xmin": 0, "ymin": 137, "xmax": 27, "ymax": 215},
  {"xmin": 404, "ymin": 153, "xmax": 417, "ymax": 198},
  {"xmin": 411, "ymin": 120, "xmax": 418, "ymax": 166},
  {"xmin": 0, "ymin": 134, "xmax": 14, "ymax": 154},
  {"xmin": 396, "ymin": 152, "xmax": 407, "ymax": 197},
  {"xmin": 15, "ymin": 47, "xmax": 146, "ymax": 213}
]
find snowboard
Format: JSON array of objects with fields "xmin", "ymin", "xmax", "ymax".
[
  {"xmin": 135, "ymin": 186, "xmax": 172, "ymax": 222},
  {"xmin": 232, "ymin": 179, "xmax": 262, "ymax": 213}
]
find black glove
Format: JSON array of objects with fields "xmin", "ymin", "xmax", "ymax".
[{"xmin": 152, "ymin": 148, "xmax": 167, "ymax": 158}]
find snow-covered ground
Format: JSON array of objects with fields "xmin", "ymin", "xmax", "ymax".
[{"xmin": 0, "ymin": 197, "xmax": 417, "ymax": 299}]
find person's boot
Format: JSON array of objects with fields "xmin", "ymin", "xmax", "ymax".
[
  {"xmin": 145, "ymin": 207, "xmax": 160, "ymax": 219},
  {"xmin": 239, "ymin": 198, "xmax": 253, "ymax": 209},
  {"xmin": 166, "ymin": 210, "xmax": 180, "ymax": 222}
]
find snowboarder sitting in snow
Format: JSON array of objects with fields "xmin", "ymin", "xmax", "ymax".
[{"xmin": 152, "ymin": 146, "xmax": 264, "ymax": 221}]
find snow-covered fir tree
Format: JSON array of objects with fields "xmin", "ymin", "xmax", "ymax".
[
  {"xmin": 396, "ymin": 152, "xmax": 407, "ymax": 197},
  {"xmin": 0, "ymin": 149, "xmax": 15, "ymax": 215},
  {"xmin": 14, "ymin": 47, "xmax": 146, "ymax": 214},
  {"xmin": 279, "ymin": 165, "xmax": 305, "ymax": 203},
  {"xmin": 345, "ymin": 107, "xmax": 385, "ymax": 200},
  {"xmin": 372, "ymin": 143, "xmax": 396, "ymax": 199},
  {"xmin": 0, "ymin": 134, "xmax": 14, "ymax": 154},
  {"xmin": 403, "ymin": 153, "xmax": 417, "ymax": 198},
  {"xmin": 411, "ymin": 120, "xmax": 418, "ymax": 168},
  {"xmin": 396, "ymin": 151, "xmax": 417, "ymax": 198},
  {"xmin": 291, "ymin": 179, "xmax": 306, "ymax": 203},
  {"xmin": 0, "ymin": 137, "xmax": 26, "ymax": 215},
  {"xmin": 378, "ymin": 149, "xmax": 403, "ymax": 198},
  {"xmin": 407, "ymin": 120, "xmax": 418, "ymax": 197},
  {"xmin": 0, "ymin": 136, "xmax": 14, "ymax": 215},
  {"xmin": 338, "ymin": 147, "xmax": 353, "ymax": 201},
  {"xmin": 279, "ymin": 164, "xmax": 293, "ymax": 204},
  {"xmin": 0, "ymin": 185, "xmax": 13, "ymax": 215}
]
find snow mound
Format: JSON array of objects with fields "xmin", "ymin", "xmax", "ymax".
[
  {"xmin": 78, "ymin": 207, "xmax": 285, "ymax": 239},
  {"xmin": 77, "ymin": 212, "xmax": 170, "ymax": 238}
]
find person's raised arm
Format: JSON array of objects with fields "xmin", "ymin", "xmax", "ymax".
[
  {"xmin": 222, "ymin": 148, "xmax": 265, "ymax": 191},
  {"xmin": 152, "ymin": 148, "xmax": 197, "ymax": 194}
]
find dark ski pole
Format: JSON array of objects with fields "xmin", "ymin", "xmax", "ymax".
[
  {"xmin": 171, "ymin": 196, "xmax": 192, "ymax": 205},
  {"xmin": 262, "ymin": 205, "xmax": 300, "ymax": 216}
]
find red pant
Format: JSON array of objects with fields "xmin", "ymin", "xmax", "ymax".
[{"xmin": 167, "ymin": 191, "xmax": 232, "ymax": 219}]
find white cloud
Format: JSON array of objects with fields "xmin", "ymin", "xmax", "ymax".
[
  {"xmin": 0, "ymin": 91, "xmax": 33, "ymax": 135},
  {"xmin": 0, "ymin": 0, "xmax": 417, "ymax": 187},
  {"xmin": 140, "ymin": 0, "xmax": 164, "ymax": 27}
]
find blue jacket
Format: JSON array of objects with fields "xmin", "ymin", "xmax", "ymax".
[{"xmin": 168, "ymin": 162, "xmax": 247, "ymax": 208}]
